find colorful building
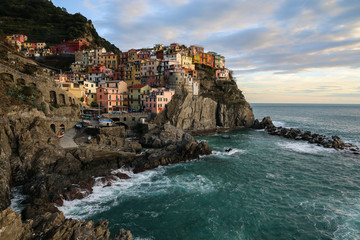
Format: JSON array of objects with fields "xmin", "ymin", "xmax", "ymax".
[
  {"xmin": 99, "ymin": 53, "xmax": 119, "ymax": 69},
  {"xmin": 51, "ymin": 40, "xmax": 90, "ymax": 54},
  {"xmin": 96, "ymin": 81, "xmax": 128, "ymax": 112},
  {"xmin": 144, "ymin": 88, "xmax": 175, "ymax": 114},
  {"xmin": 59, "ymin": 82, "xmax": 85, "ymax": 100},
  {"xmin": 189, "ymin": 45, "xmax": 204, "ymax": 55},
  {"xmin": 216, "ymin": 68, "xmax": 230, "ymax": 81},
  {"xmin": 200, "ymin": 52, "xmax": 214, "ymax": 67},
  {"xmin": 129, "ymin": 84, "xmax": 151, "ymax": 111},
  {"xmin": 181, "ymin": 55, "xmax": 194, "ymax": 70}
]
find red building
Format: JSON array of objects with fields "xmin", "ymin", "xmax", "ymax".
[
  {"xmin": 156, "ymin": 50, "xmax": 164, "ymax": 60},
  {"xmin": 51, "ymin": 40, "xmax": 90, "ymax": 54}
]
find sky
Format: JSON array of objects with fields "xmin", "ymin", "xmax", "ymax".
[{"xmin": 52, "ymin": 0, "xmax": 360, "ymax": 104}]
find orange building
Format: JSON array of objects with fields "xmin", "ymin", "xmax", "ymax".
[
  {"xmin": 99, "ymin": 53, "xmax": 119, "ymax": 69},
  {"xmin": 200, "ymin": 52, "xmax": 214, "ymax": 67}
]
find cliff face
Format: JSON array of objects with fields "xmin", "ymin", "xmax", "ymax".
[{"xmin": 157, "ymin": 66, "xmax": 254, "ymax": 131}]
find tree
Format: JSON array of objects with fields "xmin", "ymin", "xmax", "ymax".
[{"xmin": 90, "ymin": 101, "xmax": 98, "ymax": 108}]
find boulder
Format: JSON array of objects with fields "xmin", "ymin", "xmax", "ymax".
[{"xmin": 0, "ymin": 208, "xmax": 33, "ymax": 240}]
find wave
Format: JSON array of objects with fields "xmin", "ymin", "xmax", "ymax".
[
  {"xmin": 299, "ymin": 196, "xmax": 360, "ymax": 240},
  {"xmin": 212, "ymin": 148, "xmax": 246, "ymax": 156},
  {"xmin": 277, "ymin": 141, "xmax": 336, "ymax": 154},
  {"xmin": 272, "ymin": 121, "xmax": 286, "ymax": 127},
  {"xmin": 59, "ymin": 166, "xmax": 216, "ymax": 220},
  {"xmin": 10, "ymin": 186, "xmax": 27, "ymax": 213}
]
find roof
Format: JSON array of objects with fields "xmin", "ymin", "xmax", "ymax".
[
  {"xmin": 129, "ymin": 84, "xmax": 146, "ymax": 89},
  {"xmin": 88, "ymin": 70, "xmax": 103, "ymax": 74}
]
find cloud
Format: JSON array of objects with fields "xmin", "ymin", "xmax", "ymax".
[{"xmin": 52, "ymin": 0, "xmax": 360, "ymax": 103}]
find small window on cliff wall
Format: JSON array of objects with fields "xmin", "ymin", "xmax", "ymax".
[
  {"xmin": 59, "ymin": 94, "xmax": 66, "ymax": 105},
  {"xmin": 50, "ymin": 124, "xmax": 56, "ymax": 133},
  {"xmin": 49, "ymin": 91, "xmax": 57, "ymax": 106}
]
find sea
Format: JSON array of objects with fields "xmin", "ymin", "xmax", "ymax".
[{"xmin": 14, "ymin": 104, "xmax": 360, "ymax": 239}]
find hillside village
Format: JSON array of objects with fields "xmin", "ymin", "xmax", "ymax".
[{"xmin": 6, "ymin": 34, "xmax": 231, "ymax": 115}]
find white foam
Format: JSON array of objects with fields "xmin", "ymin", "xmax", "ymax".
[
  {"xmin": 59, "ymin": 166, "xmax": 216, "ymax": 220},
  {"xmin": 277, "ymin": 141, "xmax": 335, "ymax": 154},
  {"xmin": 10, "ymin": 186, "xmax": 27, "ymax": 213},
  {"xmin": 212, "ymin": 148, "xmax": 246, "ymax": 156},
  {"xmin": 273, "ymin": 121, "xmax": 286, "ymax": 127}
]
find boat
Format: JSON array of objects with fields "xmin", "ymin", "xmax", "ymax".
[
  {"xmin": 99, "ymin": 119, "xmax": 113, "ymax": 127},
  {"xmin": 56, "ymin": 130, "xmax": 64, "ymax": 138}
]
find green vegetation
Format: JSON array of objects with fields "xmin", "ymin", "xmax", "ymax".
[
  {"xmin": 0, "ymin": 0, "xmax": 120, "ymax": 53},
  {"xmin": 90, "ymin": 101, "xmax": 98, "ymax": 108},
  {"xmin": 7, "ymin": 84, "xmax": 42, "ymax": 109}
]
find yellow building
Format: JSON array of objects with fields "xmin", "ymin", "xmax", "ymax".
[
  {"xmin": 99, "ymin": 53, "xmax": 119, "ymax": 69},
  {"xmin": 127, "ymin": 49, "xmax": 138, "ymax": 62},
  {"xmin": 154, "ymin": 44, "xmax": 163, "ymax": 51},
  {"xmin": 192, "ymin": 54, "xmax": 201, "ymax": 64},
  {"xmin": 181, "ymin": 55, "xmax": 195, "ymax": 70},
  {"xmin": 59, "ymin": 82, "xmax": 85, "ymax": 100},
  {"xmin": 83, "ymin": 80, "xmax": 98, "ymax": 105},
  {"xmin": 129, "ymin": 84, "xmax": 151, "ymax": 110}
]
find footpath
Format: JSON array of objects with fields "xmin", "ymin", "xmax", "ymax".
[{"xmin": 59, "ymin": 128, "xmax": 78, "ymax": 148}]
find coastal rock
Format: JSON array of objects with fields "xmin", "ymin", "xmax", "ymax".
[
  {"xmin": 253, "ymin": 116, "xmax": 359, "ymax": 153},
  {"xmin": 31, "ymin": 211, "xmax": 110, "ymax": 240},
  {"xmin": 252, "ymin": 116, "xmax": 275, "ymax": 129},
  {"xmin": 0, "ymin": 208, "xmax": 33, "ymax": 240},
  {"xmin": 112, "ymin": 228, "xmax": 133, "ymax": 240},
  {"xmin": 135, "ymin": 123, "xmax": 211, "ymax": 172},
  {"xmin": 140, "ymin": 123, "xmax": 190, "ymax": 148},
  {"xmin": 156, "ymin": 69, "xmax": 254, "ymax": 131}
]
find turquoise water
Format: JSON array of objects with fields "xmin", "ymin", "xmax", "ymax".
[{"xmin": 60, "ymin": 104, "xmax": 360, "ymax": 239}]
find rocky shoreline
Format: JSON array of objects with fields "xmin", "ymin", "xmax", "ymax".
[
  {"xmin": 0, "ymin": 113, "xmax": 211, "ymax": 239},
  {"xmin": 253, "ymin": 117, "xmax": 360, "ymax": 154}
]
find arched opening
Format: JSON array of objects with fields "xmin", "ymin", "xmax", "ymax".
[
  {"xmin": 49, "ymin": 91, "xmax": 57, "ymax": 106},
  {"xmin": 50, "ymin": 124, "xmax": 56, "ymax": 133},
  {"xmin": 123, "ymin": 117, "xmax": 127, "ymax": 121},
  {"xmin": 17, "ymin": 78, "xmax": 26, "ymax": 85},
  {"xmin": 69, "ymin": 97, "xmax": 72, "ymax": 105},
  {"xmin": 0, "ymin": 73, "xmax": 14, "ymax": 82},
  {"xmin": 117, "ymin": 122, "xmax": 129, "ymax": 130},
  {"xmin": 72, "ymin": 98, "xmax": 75, "ymax": 105},
  {"xmin": 60, "ymin": 124, "xmax": 65, "ymax": 132},
  {"xmin": 59, "ymin": 93, "xmax": 66, "ymax": 105}
]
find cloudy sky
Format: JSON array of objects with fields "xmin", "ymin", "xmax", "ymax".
[{"xmin": 53, "ymin": 0, "xmax": 360, "ymax": 103}]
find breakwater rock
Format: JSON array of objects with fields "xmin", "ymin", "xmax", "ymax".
[{"xmin": 254, "ymin": 117, "xmax": 360, "ymax": 154}]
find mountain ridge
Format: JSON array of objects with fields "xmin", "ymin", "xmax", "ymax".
[{"xmin": 0, "ymin": 0, "xmax": 120, "ymax": 54}]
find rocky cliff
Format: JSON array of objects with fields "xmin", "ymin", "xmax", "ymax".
[
  {"xmin": 0, "ymin": 57, "xmax": 212, "ymax": 239},
  {"xmin": 157, "ymin": 65, "xmax": 254, "ymax": 132}
]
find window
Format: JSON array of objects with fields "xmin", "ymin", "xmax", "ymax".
[{"xmin": 100, "ymin": 95, "xmax": 102, "ymax": 99}]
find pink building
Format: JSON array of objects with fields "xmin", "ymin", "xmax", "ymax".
[
  {"xmin": 144, "ymin": 88, "xmax": 175, "ymax": 114},
  {"xmin": 216, "ymin": 68, "xmax": 230, "ymax": 80},
  {"xmin": 96, "ymin": 81, "xmax": 128, "ymax": 112}
]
